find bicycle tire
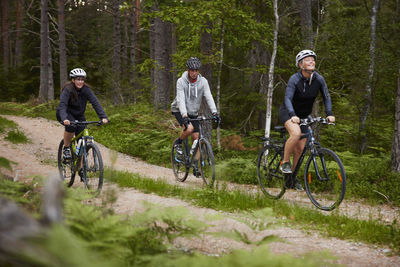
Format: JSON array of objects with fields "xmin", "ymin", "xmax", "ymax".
[
  {"xmin": 304, "ymin": 147, "xmax": 346, "ymax": 211},
  {"xmin": 82, "ymin": 142, "xmax": 104, "ymax": 192},
  {"xmin": 257, "ymin": 145, "xmax": 286, "ymax": 199},
  {"xmin": 171, "ymin": 139, "xmax": 189, "ymax": 182},
  {"xmin": 57, "ymin": 139, "xmax": 76, "ymax": 187},
  {"xmin": 198, "ymin": 139, "xmax": 215, "ymax": 187}
]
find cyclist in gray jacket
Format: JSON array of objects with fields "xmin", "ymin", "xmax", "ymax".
[{"xmin": 171, "ymin": 57, "xmax": 220, "ymax": 176}]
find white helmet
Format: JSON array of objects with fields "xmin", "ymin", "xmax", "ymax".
[
  {"xmin": 69, "ymin": 68, "xmax": 87, "ymax": 78},
  {"xmin": 295, "ymin": 50, "xmax": 317, "ymax": 67}
]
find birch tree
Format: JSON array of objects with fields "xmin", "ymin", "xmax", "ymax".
[
  {"xmin": 264, "ymin": 0, "xmax": 279, "ymax": 139},
  {"xmin": 360, "ymin": 0, "xmax": 379, "ymax": 153}
]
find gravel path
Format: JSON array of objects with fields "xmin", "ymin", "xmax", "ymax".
[{"xmin": 1, "ymin": 115, "xmax": 399, "ymax": 266}]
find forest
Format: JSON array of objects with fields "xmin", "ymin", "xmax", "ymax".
[
  {"xmin": 1, "ymin": 0, "xmax": 400, "ymax": 265},
  {"xmin": 0, "ymin": 0, "xmax": 399, "ymax": 160}
]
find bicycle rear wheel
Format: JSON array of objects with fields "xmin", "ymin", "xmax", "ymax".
[
  {"xmin": 82, "ymin": 142, "xmax": 104, "ymax": 192},
  {"xmin": 257, "ymin": 145, "xmax": 286, "ymax": 199},
  {"xmin": 304, "ymin": 147, "xmax": 346, "ymax": 211},
  {"xmin": 171, "ymin": 139, "xmax": 189, "ymax": 182},
  {"xmin": 198, "ymin": 139, "xmax": 215, "ymax": 187}
]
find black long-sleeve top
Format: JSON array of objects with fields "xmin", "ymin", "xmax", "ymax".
[
  {"xmin": 283, "ymin": 71, "xmax": 332, "ymax": 118},
  {"xmin": 57, "ymin": 84, "xmax": 107, "ymax": 122}
]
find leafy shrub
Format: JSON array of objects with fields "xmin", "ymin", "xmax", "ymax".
[{"xmin": 216, "ymin": 157, "xmax": 258, "ymax": 185}]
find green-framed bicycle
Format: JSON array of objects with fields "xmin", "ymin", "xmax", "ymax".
[{"xmin": 57, "ymin": 120, "xmax": 104, "ymax": 192}]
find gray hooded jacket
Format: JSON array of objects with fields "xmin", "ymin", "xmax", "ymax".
[{"xmin": 171, "ymin": 71, "xmax": 217, "ymax": 117}]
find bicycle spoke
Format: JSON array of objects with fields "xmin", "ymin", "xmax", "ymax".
[
  {"xmin": 57, "ymin": 140, "xmax": 75, "ymax": 187},
  {"xmin": 171, "ymin": 139, "xmax": 189, "ymax": 182},
  {"xmin": 304, "ymin": 148, "xmax": 346, "ymax": 211},
  {"xmin": 199, "ymin": 140, "xmax": 215, "ymax": 187},
  {"xmin": 257, "ymin": 146, "xmax": 286, "ymax": 199},
  {"xmin": 83, "ymin": 143, "xmax": 104, "ymax": 192}
]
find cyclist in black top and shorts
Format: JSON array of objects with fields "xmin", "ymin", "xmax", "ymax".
[{"xmin": 279, "ymin": 50, "xmax": 335, "ymax": 190}]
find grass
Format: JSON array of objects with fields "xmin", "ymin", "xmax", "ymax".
[
  {"xmin": 104, "ymin": 168, "xmax": 400, "ymax": 254},
  {"xmin": 5, "ymin": 129, "xmax": 29, "ymax": 144}
]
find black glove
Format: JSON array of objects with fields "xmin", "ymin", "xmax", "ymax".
[
  {"xmin": 212, "ymin": 113, "xmax": 221, "ymax": 126},
  {"xmin": 182, "ymin": 116, "xmax": 189, "ymax": 131}
]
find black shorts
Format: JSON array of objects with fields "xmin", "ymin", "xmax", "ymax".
[
  {"xmin": 278, "ymin": 105, "xmax": 309, "ymax": 133},
  {"xmin": 172, "ymin": 112, "xmax": 200, "ymax": 133},
  {"xmin": 56, "ymin": 110, "xmax": 85, "ymax": 135}
]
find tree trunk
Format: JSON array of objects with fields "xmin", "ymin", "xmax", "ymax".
[
  {"xmin": 299, "ymin": 0, "xmax": 313, "ymax": 49},
  {"xmin": 200, "ymin": 19, "xmax": 213, "ymax": 142},
  {"xmin": 264, "ymin": 0, "xmax": 279, "ymax": 140},
  {"xmin": 153, "ymin": 2, "xmax": 172, "ymax": 110},
  {"xmin": 57, "ymin": 0, "xmax": 67, "ymax": 89},
  {"xmin": 1, "ymin": 0, "xmax": 9, "ymax": 72},
  {"xmin": 39, "ymin": 0, "xmax": 49, "ymax": 103},
  {"xmin": 129, "ymin": 0, "xmax": 137, "ymax": 102},
  {"xmin": 360, "ymin": 0, "xmax": 379, "ymax": 153},
  {"xmin": 112, "ymin": 0, "xmax": 122, "ymax": 104},
  {"xmin": 47, "ymin": 30, "xmax": 54, "ymax": 101},
  {"xmin": 215, "ymin": 21, "xmax": 224, "ymax": 150},
  {"xmin": 392, "ymin": 63, "xmax": 400, "ymax": 172},
  {"xmin": 15, "ymin": 0, "xmax": 24, "ymax": 67}
]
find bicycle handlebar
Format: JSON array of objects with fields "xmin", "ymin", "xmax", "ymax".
[
  {"xmin": 299, "ymin": 116, "xmax": 335, "ymax": 126},
  {"xmin": 60, "ymin": 120, "xmax": 104, "ymax": 126}
]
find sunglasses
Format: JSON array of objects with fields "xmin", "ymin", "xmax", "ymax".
[{"xmin": 74, "ymin": 77, "xmax": 85, "ymax": 81}]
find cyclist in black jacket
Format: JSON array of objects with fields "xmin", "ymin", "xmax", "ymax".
[
  {"xmin": 56, "ymin": 68, "xmax": 108, "ymax": 160},
  {"xmin": 279, "ymin": 50, "xmax": 335, "ymax": 190}
]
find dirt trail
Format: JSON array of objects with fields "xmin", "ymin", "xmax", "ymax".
[{"xmin": 1, "ymin": 115, "xmax": 400, "ymax": 266}]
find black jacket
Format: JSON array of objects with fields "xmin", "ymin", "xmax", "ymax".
[
  {"xmin": 56, "ymin": 84, "xmax": 107, "ymax": 122},
  {"xmin": 282, "ymin": 71, "xmax": 332, "ymax": 118}
]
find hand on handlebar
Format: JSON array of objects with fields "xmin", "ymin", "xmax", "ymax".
[
  {"xmin": 212, "ymin": 112, "xmax": 221, "ymax": 126},
  {"xmin": 326, "ymin": 116, "xmax": 335, "ymax": 123},
  {"xmin": 290, "ymin": 116, "xmax": 300, "ymax": 124},
  {"xmin": 102, "ymin": 118, "xmax": 109, "ymax": 124},
  {"xmin": 182, "ymin": 116, "xmax": 189, "ymax": 131},
  {"xmin": 63, "ymin": 119, "xmax": 70, "ymax": 126}
]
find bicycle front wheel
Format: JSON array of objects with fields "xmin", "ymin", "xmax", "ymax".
[
  {"xmin": 304, "ymin": 147, "xmax": 346, "ymax": 211},
  {"xmin": 198, "ymin": 139, "xmax": 215, "ymax": 187},
  {"xmin": 171, "ymin": 139, "xmax": 189, "ymax": 182},
  {"xmin": 82, "ymin": 143, "xmax": 104, "ymax": 192},
  {"xmin": 257, "ymin": 145, "xmax": 286, "ymax": 199},
  {"xmin": 57, "ymin": 139, "xmax": 76, "ymax": 187}
]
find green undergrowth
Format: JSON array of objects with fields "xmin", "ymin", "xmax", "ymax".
[
  {"xmin": 1, "ymin": 178, "xmax": 336, "ymax": 266},
  {"xmin": 104, "ymin": 168, "xmax": 400, "ymax": 254},
  {"xmin": 0, "ymin": 175, "xmax": 41, "ymax": 213},
  {"xmin": 1, "ymin": 101, "xmax": 400, "ymax": 206},
  {"xmin": 0, "ymin": 115, "xmax": 30, "ymax": 144}
]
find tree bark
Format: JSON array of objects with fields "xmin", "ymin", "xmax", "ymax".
[
  {"xmin": 215, "ymin": 21, "xmax": 224, "ymax": 150},
  {"xmin": 200, "ymin": 19, "xmax": 213, "ymax": 142},
  {"xmin": 47, "ymin": 29, "xmax": 54, "ymax": 101},
  {"xmin": 1, "ymin": 0, "xmax": 9, "ymax": 72},
  {"xmin": 264, "ymin": 0, "xmax": 279, "ymax": 140},
  {"xmin": 39, "ymin": 0, "xmax": 49, "ymax": 103},
  {"xmin": 57, "ymin": 0, "xmax": 67, "ymax": 89},
  {"xmin": 392, "ymin": 63, "xmax": 400, "ymax": 172},
  {"xmin": 153, "ymin": 2, "xmax": 172, "ymax": 110},
  {"xmin": 299, "ymin": 0, "xmax": 313, "ymax": 49},
  {"xmin": 360, "ymin": 0, "xmax": 379, "ymax": 153},
  {"xmin": 15, "ymin": 0, "xmax": 24, "ymax": 67},
  {"xmin": 112, "ymin": 0, "xmax": 122, "ymax": 104},
  {"xmin": 129, "ymin": 0, "xmax": 137, "ymax": 102}
]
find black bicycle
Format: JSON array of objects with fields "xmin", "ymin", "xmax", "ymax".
[
  {"xmin": 57, "ymin": 121, "xmax": 104, "ymax": 192},
  {"xmin": 171, "ymin": 116, "xmax": 219, "ymax": 187},
  {"xmin": 257, "ymin": 116, "xmax": 346, "ymax": 211}
]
